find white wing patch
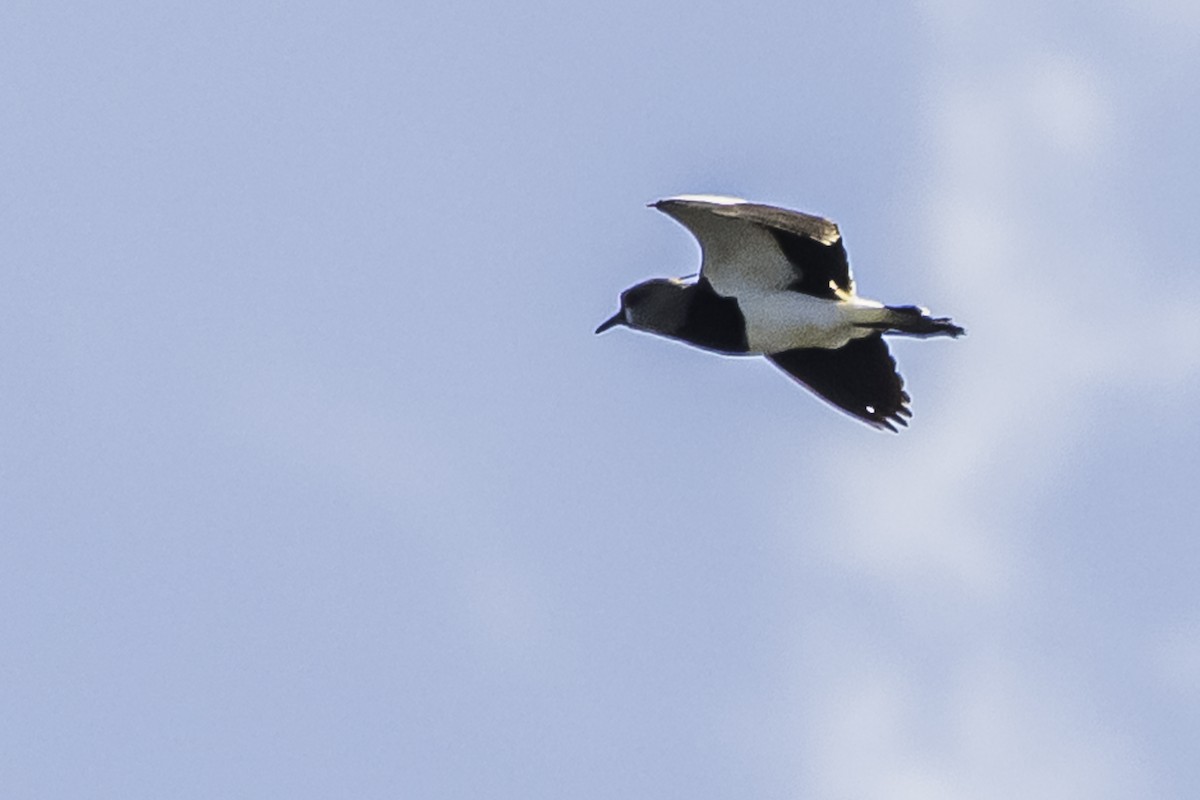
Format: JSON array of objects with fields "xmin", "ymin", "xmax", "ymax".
[{"xmin": 664, "ymin": 194, "xmax": 747, "ymax": 205}]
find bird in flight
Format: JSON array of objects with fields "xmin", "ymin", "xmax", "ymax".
[{"xmin": 596, "ymin": 195, "xmax": 964, "ymax": 431}]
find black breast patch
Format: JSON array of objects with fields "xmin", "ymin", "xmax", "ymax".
[{"xmin": 675, "ymin": 277, "xmax": 749, "ymax": 355}]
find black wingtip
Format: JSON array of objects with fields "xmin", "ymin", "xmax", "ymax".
[
  {"xmin": 766, "ymin": 337, "xmax": 912, "ymax": 433},
  {"xmin": 872, "ymin": 407, "xmax": 911, "ymax": 433}
]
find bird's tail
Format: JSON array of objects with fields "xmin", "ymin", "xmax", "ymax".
[{"xmin": 860, "ymin": 305, "xmax": 965, "ymax": 338}]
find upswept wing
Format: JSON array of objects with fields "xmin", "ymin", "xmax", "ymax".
[
  {"xmin": 767, "ymin": 334, "xmax": 911, "ymax": 431},
  {"xmin": 653, "ymin": 197, "xmax": 855, "ymax": 300}
]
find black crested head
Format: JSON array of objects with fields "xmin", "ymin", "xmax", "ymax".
[{"xmin": 597, "ymin": 279, "xmax": 676, "ymax": 334}]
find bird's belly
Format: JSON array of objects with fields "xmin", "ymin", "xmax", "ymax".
[{"xmin": 738, "ymin": 292, "xmax": 863, "ymax": 353}]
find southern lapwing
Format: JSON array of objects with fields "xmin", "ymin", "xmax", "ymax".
[{"xmin": 596, "ymin": 195, "xmax": 964, "ymax": 431}]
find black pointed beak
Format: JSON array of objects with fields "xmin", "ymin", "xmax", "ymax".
[{"xmin": 594, "ymin": 310, "xmax": 624, "ymax": 334}]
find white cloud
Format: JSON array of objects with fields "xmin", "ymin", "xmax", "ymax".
[
  {"xmin": 758, "ymin": 9, "xmax": 1200, "ymax": 798},
  {"xmin": 750, "ymin": 622, "xmax": 1145, "ymax": 800},
  {"xmin": 780, "ymin": 38, "xmax": 1179, "ymax": 595}
]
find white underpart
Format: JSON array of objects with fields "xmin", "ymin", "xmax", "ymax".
[
  {"xmin": 737, "ymin": 290, "xmax": 885, "ymax": 352},
  {"xmin": 660, "ymin": 198, "xmax": 890, "ymax": 352}
]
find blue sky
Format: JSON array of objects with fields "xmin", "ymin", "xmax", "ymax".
[{"xmin": 3, "ymin": 0, "xmax": 1199, "ymax": 797}]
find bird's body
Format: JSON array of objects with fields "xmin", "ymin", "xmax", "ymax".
[
  {"xmin": 739, "ymin": 288, "xmax": 882, "ymax": 352},
  {"xmin": 596, "ymin": 195, "xmax": 964, "ymax": 431}
]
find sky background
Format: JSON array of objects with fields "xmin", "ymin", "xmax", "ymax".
[{"xmin": 3, "ymin": 0, "xmax": 1200, "ymax": 797}]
